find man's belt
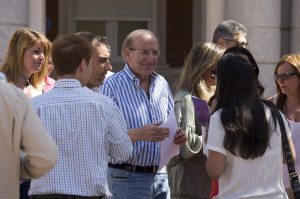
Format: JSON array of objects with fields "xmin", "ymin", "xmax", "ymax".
[
  {"xmin": 108, "ymin": 163, "xmax": 158, "ymax": 173},
  {"xmin": 30, "ymin": 194, "xmax": 103, "ymax": 199}
]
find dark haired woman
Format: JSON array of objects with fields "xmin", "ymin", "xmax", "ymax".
[
  {"xmin": 206, "ymin": 54, "xmax": 295, "ymax": 198},
  {"xmin": 207, "ymin": 46, "xmax": 265, "ymax": 199},
  {"xmin": 223, "ymin": 46, "xmax": 264, "ymax": 96}
]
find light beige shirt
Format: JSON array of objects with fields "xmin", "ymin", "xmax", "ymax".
[{"xmin": 0, "ymin": 82, "xmax": 58, "ymax": 199}]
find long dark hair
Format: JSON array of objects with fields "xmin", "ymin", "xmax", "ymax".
[
  {"xmin": 214, "ymin": 54, "xmax": 270, "ymax": 159},
  {"xmin": 223, "ymin": 46, "xmax": 265, "ymax": 97}
]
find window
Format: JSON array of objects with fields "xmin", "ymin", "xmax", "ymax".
[
  {"xmin": 74, "ymin": 20, "xmax": 148, "ymax": 63},
  {"xmin": 68, "ymin": 0, "xmax": 155, "ymax": 64},
  {"xmin": 117, "ymin": 21, "xmax": 148, "ymax": 56},
  {"xmin": 76, "ymin": 21, "xmax": 106, "ymax": 36}
]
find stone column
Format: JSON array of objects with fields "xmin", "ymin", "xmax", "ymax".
[
  {"xmin": 225, "ymin": 0, "xmax": 281, "ymax": 98},
  {"xmin": 28, "ymin": 0, "xmax": 46, "ymax": 35},
  {"xmin": 0, "ymin": 0, "xmax": 45, "ymax": 63},
  {"xmin": 291, "ymin": 0, "xmax": 300, "ymax": 53},
  {"xmin": 0, "ymin": 0, "xmax": 28, "ymax": 62}
]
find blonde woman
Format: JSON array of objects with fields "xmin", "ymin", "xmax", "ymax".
[
  {"xmin": 167, "ymin": 42, "xmax": 225, "ymax": 199},
  {"xmin": 0, "ymin": 28, "xmax": 50, "ymax": 199},
  {"xmin": 269, "ymin": 54, "xmax": 300, "ymax": 199},
  {"xmin": 0, "ymin": 28, "xmax": 51, "ymax": 97}
]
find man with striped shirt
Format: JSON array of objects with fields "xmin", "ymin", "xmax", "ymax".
[
  {"xmin": 29, "ymin": 35, "xmax": 133, "ymax": 199},
  {"xmin": 101, "ymin": 29, "xmax": 186, "ymax": 199}
]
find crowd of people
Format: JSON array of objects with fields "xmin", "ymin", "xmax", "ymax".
[{"xmin": 0, "ymin": 19, "xmax": 299, "ymax": 199}]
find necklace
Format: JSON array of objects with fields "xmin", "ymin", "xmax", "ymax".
[
  {"xmin": 20, "ymin": 74, "xmax": 30, "ymax": 87},
  {"xmin": 284, "ymin": 102, "xmax": 300, "ymax": 122}
]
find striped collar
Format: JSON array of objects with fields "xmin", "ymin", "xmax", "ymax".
[{"xmin": 123, "ymin": 63, "xmax": 158, "ymax": 83}]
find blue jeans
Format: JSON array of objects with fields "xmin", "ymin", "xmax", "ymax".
[{"xmin": 107, "ymin": 167, "xmax": 170, "ymax": 199}]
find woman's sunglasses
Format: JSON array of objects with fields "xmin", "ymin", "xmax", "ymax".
[
  {"xmin": 274, "ymin": 72, "xmax": 297, "ymax": 81},
  {"xmin": 211, "ymin": 69, "xmax": 217, "ymax": 79}
]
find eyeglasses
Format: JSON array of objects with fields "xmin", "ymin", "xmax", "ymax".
[
  {"xmin": 223, "ymin": 38, "xmax": 249, "ymax": 48},
  {"xmin": 129, "ymin": 48, "xmax": 160, "ymax": 57},
  {"xmin": 274, "ymin": 72, "xmax": 298, "ymax": 81},
  {"xmin": 211, "ymin": 69, "xmax": 217, "ymax": 79}
]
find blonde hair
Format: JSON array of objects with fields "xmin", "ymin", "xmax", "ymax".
[
  {"xmin": 177, "ymin": 42, "xmax": 225, "ymax": 102},
  {"xmin": 0, "ymin": 28, "xmax": 51, "ymax": 88}
]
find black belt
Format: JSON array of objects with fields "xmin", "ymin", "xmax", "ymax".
[
  {"xmin": 30, "ymin": 194, "xmax": 103, "ymax": 199},
  {"xmin": 108, "ymin": 163, "xmax": 158, "ymax": 173}
]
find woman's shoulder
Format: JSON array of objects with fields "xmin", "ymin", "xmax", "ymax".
[
  {"xmin": 211, "ymin": 109, "xmax": 222, "ymax": 119},
  {"xmin": 267, "ymin": 95, "xmax": 278, "ymax": 104},
  {"xmin": 174, "ymin": 89, "xmax": 192, "ymax": 102}
]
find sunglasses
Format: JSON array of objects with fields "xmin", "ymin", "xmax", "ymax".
[
  {"xmin": 211, "ymin": 69, "xmax": 217, "ymax": 79},
  {"xmin": 274, "ymin": 72, "xmax": 298, "ymax": 81},
  {"xmin": 223, "ymin": 38, "xmax": 249, "ymax": 48}
]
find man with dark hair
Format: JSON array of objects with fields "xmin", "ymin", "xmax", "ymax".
[
  {"xmin": 212, "ymin": 20, "xmax": 248, "ymax": 49},
  {"xmin": 75, "ymin": 31, "xmax": 113, "ymax": 91},
  {"xmin": 29, "ymin": 34, "xmax": 133, "ymax": 199}
]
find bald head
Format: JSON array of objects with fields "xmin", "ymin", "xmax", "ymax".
[{"xmin": 121, "ymin": 29, "xmax": 158, "ymax": 61}]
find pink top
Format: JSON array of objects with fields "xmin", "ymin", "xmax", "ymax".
[{"xmin": 44, "ymin": 76, "xmax": 56, "ymax": 93}]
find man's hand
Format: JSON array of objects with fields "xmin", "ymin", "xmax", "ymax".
[
  {"xmin": 173, "ymin": 127, "xmax": 186, "ymax": 145},
  {"xmin": 128, "ymin": 121, "xmax": 170, "ymax": 142}
]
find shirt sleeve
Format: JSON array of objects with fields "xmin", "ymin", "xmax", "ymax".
[
  {"xmin": 20, "ymin": 96, "xmax": 58, "ymax": 179},
  {"xmin": 206, "ymin": 112, "xmax": 227, "ymax": 156},
  {"xmin": 107, "ymin": 102, "xmax": 133, "ymax": 162},
  {"xmin": 175, "ymin": 97, "xmax": 202, "ymax": 159},
  {"xmin": 100, "ymin": 80, "xmax": 117, "ymax": 104}
]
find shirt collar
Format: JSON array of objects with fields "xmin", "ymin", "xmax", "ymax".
[
  {"xmin": 90, "ymin": 86, "xmax": 101, "ymax": 93},
  {"xmin": 53, "ymin": 79, "xmax": 82, "ymax": 88},
  {"xmin": 45, "ymin": 76, "xmax": 51, "ymax": 86},
  {"xmin": 124, "ymin": 63, "xmax": 158, "ymax": 83}
]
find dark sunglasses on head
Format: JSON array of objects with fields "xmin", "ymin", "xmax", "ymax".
[
  {"xmin": 274, "ymin": 72, "xmax": 298, "ymax": 81},
  {"xmin": 211, "ymin": 69, "xmax": 217, "ymax": 79}
]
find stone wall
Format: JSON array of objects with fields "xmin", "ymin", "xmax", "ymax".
[{"xmin": 0, "ymin": 0, "xmax": 28, "ymax": 63}]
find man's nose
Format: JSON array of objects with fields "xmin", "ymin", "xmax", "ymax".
[{"xmin": 105, "ymin": 62, "xmax": 112, "ymax": 71}]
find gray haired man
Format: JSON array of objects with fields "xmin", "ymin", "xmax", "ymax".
[{"xmin": 212, "ymin": 20, "xmax": 248, "ymax": 49}]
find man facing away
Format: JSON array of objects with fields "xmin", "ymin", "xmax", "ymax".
[
  {"xmin": 75, "ymin": 31, "xmax": 112, "ymax": 92},
  {"xmin": 212, "ymin": 20, "xmax": 248, "ymax": 49},
  {"xmin": 100, "ymin": 29, "xmax": 187, "ymax": 199},
  {"xmin": 28, "ymin": 34, "xmax": 133, "ymax": 199},
  {"xmin": 0, "ymin": 82, "xmax": 58, "ymax": 199}
]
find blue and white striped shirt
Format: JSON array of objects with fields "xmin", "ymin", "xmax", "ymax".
[
  {"xmin": 29, "ymin": 79, "xmax": 133, "ymax": 197},
  {"xmin": 100, "ymin": 64, "xmax": 174, "ymax": 166}
]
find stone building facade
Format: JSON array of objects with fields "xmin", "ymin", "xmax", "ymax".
[{"xmin": 0, "ymin": 0, "xmax": 299, "ymax": 97}]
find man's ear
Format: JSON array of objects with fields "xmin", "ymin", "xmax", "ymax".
[
  {"xmin": 78, "ymin": 59, "xmax": 87, "ymax": 72},
  {"xmin": 124, "ymin": 48, "xmax": 132, "ymax": 60},
  {"xmin": 217, "ymin": 38, "xmax": 226, "ymax": 47}
]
